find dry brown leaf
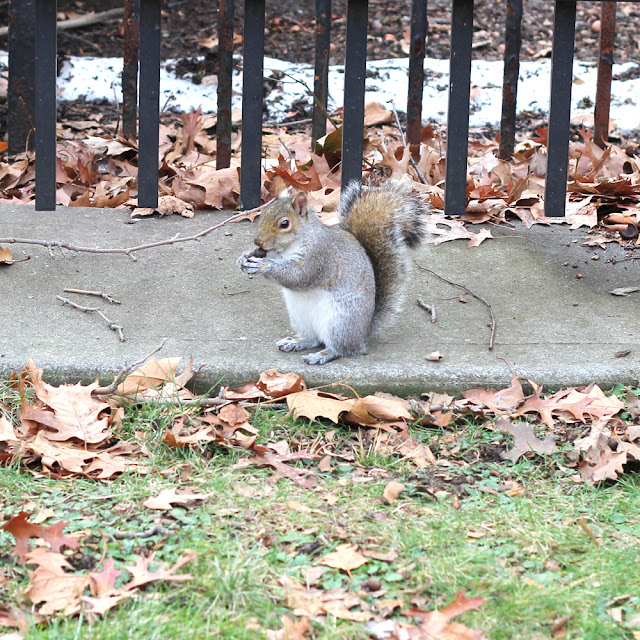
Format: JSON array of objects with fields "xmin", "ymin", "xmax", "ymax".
[
  {"xmin": 117, "ymin": 357, "xmax": 184, "ymax": 394},
  {"xmin": 497, "ymin": 417, "xmax": 558, "ymax": 462},
  {"xmin": 382, "ymin": 480, "xmax": 406, "ymax": 505},
  {"xmin": 266, "ymin": 615, "xmax": 311, "ymax": 640},
  {"xmin": 24, "ymin": 549, "xmax": 89, "ymax": 616},
  {"xmin": 142, "ymin": 488, "xmax": 207, "ymax": 511},
  {"xmin": 256, "ymin": 369, "xmax": 305, "ymax": 397},
  {"xmin": 287, "ymin": 390, "xmax": 356, "ymax": 423},
  {"xmin": 345, "ymin": 394, "xmax": 412, "ymax": 426},
  {"xmin": 123, "ymin": 553, "xmax": 194, "ymax": 590},
  {"xmin": 21, "ymin": 361, "xmax": 113, "ymax": 445},
  {"xmin": 318, "ymin": 543, "xmax": 369, "ymax": 572}
]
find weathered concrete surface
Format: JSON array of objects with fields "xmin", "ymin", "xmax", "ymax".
[{"xmin": 1, "ymin": 204, "xmax": 638, "ymax": 395}]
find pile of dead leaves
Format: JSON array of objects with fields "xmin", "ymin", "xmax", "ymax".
[
  {"xmin": 2, "ymin": 360, "xmax": 639, "ymax": 489},
  {"xmin": 0, "ymin": 509, "xmax": 194, "ymax": 631},
  {"xmin": 1, "ymin": 105, "xmax": 640, "ymax": 254}
]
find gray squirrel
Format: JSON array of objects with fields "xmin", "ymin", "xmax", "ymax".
[{"xmin": 237, "ymin": 180, "xmax": 430, "ymax": 364}]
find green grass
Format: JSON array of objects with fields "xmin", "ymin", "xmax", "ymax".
[{"xmin": 1, "ymin": 384, "xmax": 640, "ymax": 640}]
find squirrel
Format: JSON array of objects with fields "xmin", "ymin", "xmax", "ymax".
[{"xmin": 237, "ymin": 179, "xmax": 430, "ymax": 365}]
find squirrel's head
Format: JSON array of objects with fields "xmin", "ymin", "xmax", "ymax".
[{"xmin": 254, "ymin": 191, "xmax": 310, "ymax": 253}]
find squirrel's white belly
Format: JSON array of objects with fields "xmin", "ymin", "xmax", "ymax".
[{"xmin": 282, "ymin": 288, "xmax": 338, "ymax": 342}]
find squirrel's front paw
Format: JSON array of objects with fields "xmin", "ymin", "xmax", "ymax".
[{"xmin": 237, "ymin": 250, "xmax": 266, "ymax": 275}]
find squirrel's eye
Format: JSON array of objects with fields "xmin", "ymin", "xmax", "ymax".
[{"xmin": 279, "ymin": 218, "xmax": 290, "ymax": 229}]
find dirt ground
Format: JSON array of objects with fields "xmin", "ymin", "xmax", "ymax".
[
  {"xmin": 2, "ymin": 0, "xmax": 638, "ymax": 65},
  {"xmin": 0, "ymin": 0, "xmax": 639, "ymax": 141}
]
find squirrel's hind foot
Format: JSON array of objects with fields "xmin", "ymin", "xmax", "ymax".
[
  {"xmin": 277, "ymin": 336, "xmax": 322, "ymax": 352},
  {"xmin": 303, "ymin": 349, "xmax": 339, "ymax": 365}
]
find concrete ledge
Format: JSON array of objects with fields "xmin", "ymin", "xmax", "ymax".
[{"xmin": 1, "ymin": 204, "xmax": 638, "ymax": 395}]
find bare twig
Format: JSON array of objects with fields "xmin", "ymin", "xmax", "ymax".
[
  {"xmin": 0, "ymin": 206, "xmax": 267, "ymax": 260},
  {"xmin": 414, "ymin": 261, "xmax": 496, "ymax": 350},
  {"xmin": 577, "ymin": 517, "xmax": 600, "ymax": 546},
  {"xmin": 0, "ymin": 7, "xmax": 124, "ymax": 38},
  {"xmin": 112, "ymin": 524, "xmax": 172, "ymax": 540},
  {"xmin": 417, "ymin": 298, "xmax": 437, "ymax": 323},
  {"xmin": 93, "ymin": 338, "xmax": 167, "ymax": 395},
  {"xmin": 64, "ymin": 289, "xmax": 121, "ymax": 304},
  {"xmin": 389, "ymin": 100, "xmax": 428, "ymax": 185},
  {"xmin": 276, "ymin": 70, "xmax": 341, "ymax": 132},
  {"xmin": 56, "ymin": 295, "xmax": 125, "ymax": 342}
]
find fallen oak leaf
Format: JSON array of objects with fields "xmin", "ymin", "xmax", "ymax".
[
  {"xmin": 382, "ymin": 480, "xmax": 406, "ymax": 505},
  {"xmin": 318, "ymin": 543, "xmax": 369, "ymax": 572},
  {"xmin": 345, "ymin": 393, "xmax": 412, "ymax": 426},
  {"xmin": 1, "ymin": 511, "xmax": 45, "ymax": 561},
  {"xmin": 20, "ymin": 361, "xmax": 113, "ymax": 444},
  {"xmin": 123, "ymin": 553, "xmax": 195, "ymax": 590},
  {"xmin": 0, "ymin": 246, "xmax": 30, "ymax": 264},
  {"xmin": 89, "ymin": 557, "xmax": 123, "ymax": 596},
  {"xmin": 142, "ymin": 488, "xmax": 207, "ymax": 511},
  {"xmin": 233, "ymin": 450, "xmax": 319, "ymax": 489},
  {"xmin": 286, "ymin": 389, "xmax": 356, "ymax": 423},
  {"xmin": 256, "ymin": 369, "xmax": 305, "ymax": 397},
  {"xmin": 579, "ymin": 448, "xmax": 627, "ymax": 483},
  {"xmin": 266, "ymin": 615, "xmax": 311, "ymax": 640},
  {"xmin": 496, "ymin": 417, "xmax": 557, "ymax": 462}
]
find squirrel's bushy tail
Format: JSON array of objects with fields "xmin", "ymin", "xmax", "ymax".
[{"xmin": 339, "ymin": 179, "xmax": 430, "ymax": 332}]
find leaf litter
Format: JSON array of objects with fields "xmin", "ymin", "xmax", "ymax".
[
  {"xmin": 2, "ymin": 357, "xmax": 640, "ymax": 637},
  {"xmin": 3, "ymin": 107, "xmax": 640, "ymax": 262}
]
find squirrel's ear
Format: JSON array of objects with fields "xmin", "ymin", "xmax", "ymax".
[{"xmin": 292, "ymin": 191, "xmax": 308, "ymax": 216}]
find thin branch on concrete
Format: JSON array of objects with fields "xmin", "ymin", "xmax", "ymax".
[
  {"xmin": 63, "ymin": 289, "xmax": 121, "ymax": 304},
  {"xmin": 56, "ymin": 295, "xmax": 125, "ymax": 342},
  {"xmin": 416, "ymin": 297, "xmax": 437, "ymax": 323},
  {"xmin": 0, "ymin": 204, "xmax": 271, "ymax": 260},
  {"xmin": 414, "ymin": 261, "xmax": 496, "ymax": 351}
]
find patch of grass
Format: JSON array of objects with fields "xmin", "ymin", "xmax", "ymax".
[{"xmin": 1, "ymin": 392, "xmax": 640, "ymax": 640}]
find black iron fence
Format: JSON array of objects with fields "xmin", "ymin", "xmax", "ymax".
[{"xmin": 6, "ymin": 0, "xmax": 634, "ymax": 216}]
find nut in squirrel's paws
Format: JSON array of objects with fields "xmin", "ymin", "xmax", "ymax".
[{"xmin": 237, "ymin": 249, "xmax": 266, "ymax": 274}]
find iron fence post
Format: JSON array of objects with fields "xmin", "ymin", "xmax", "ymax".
[
  {"xmin": 34, "ymin": 0, "xmax": 57, "ymax": 211},
  {"xmin": 138, "ymin": 0, "xmax": 161, "ymax": 208},
  {"xmin": 240, "ymin": 0, "xmax": 266, "ymax": 210},
  {"xmin": 8, "ymin": 0, "xmax": 36, "ymax": 157},
  {"xmin": 217, "ymin": 0, "xmax": 235, "ymax": 170},
  {"xmin": 407, "ymin": 0, "xmax": 428, "ymax": 148},
  {"xmin": 122, "ymin": 0, "xmax": 140, "ymax": 140},
  {"xmin": 594, "ymin": 1, "xmax": 616, "ymax": 149},
  {"xmin": 312, "ymin": 0, "xmax": 332, "ymax": 150},
  {"xmin": 444, "ymin": 0, "xmax": 474, "ymax": 216},
  {"xmin": 341, "ymin": 0, "xmax": 368, "ymax": 191},
  {"xmin": 499, "ymin": 0, "xmax": 522, "ymax": 160},
  {"xmin": 544, "ymin": 0, "xmax": 577, "ymax": 217}
]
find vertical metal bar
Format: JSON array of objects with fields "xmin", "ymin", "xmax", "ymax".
[
  {"xmin": 594, "ymin": 1, "xmax": 616, "ymax": 149},
  {"xmin": 499, "ymin": 0, "xmax": 522, "ymax": 160},
  {"xmin": 407, "ymin": 0, "xmax": 427, "ymax": 148},
  {"xmin": 444, "ymin": 0, "xmax": 474, "ymax": 216},
  {"xmin": 34, "ymin": 0, "xmax": 57, "ymax": 211},
  {"xmin": 312, "ymin": 0, "xmax": 332, "ymax": 149},
  {"xmin": 216, "ymin": 0, "xmax": 235, "ymax": 169},
  {"xmin": 240, "ymin": 0, "xmax": 266, "ymax": 210},
  {"xmin": 138, "ymin": 0, "xmax": 161, "ymax": 208},
  {"xmin": 122, "ymin": 0, "xmax": 140, "ymax": 140},
  {"xmin": 8, "ymin": 0, "xmax": 36, "ymax": 156},
  {"xmin": 544, "ymin": 0, "xmax": 577, "ymax": 217},
  {"xmin": 340, "ymin": 0, "xmax": 368, "ymax": 191}
]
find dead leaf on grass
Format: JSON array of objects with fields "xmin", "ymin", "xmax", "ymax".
[
  {"xmin": 142, "ymin": 488, "xmax": 207, "ymax": 511},
  {"xmin": 497, "ymin": 417, "xmax": 558, "ymax": 462},
  {"xmin": 318, "ymin": 543, "xmax": 369, "ymax": 572}
]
